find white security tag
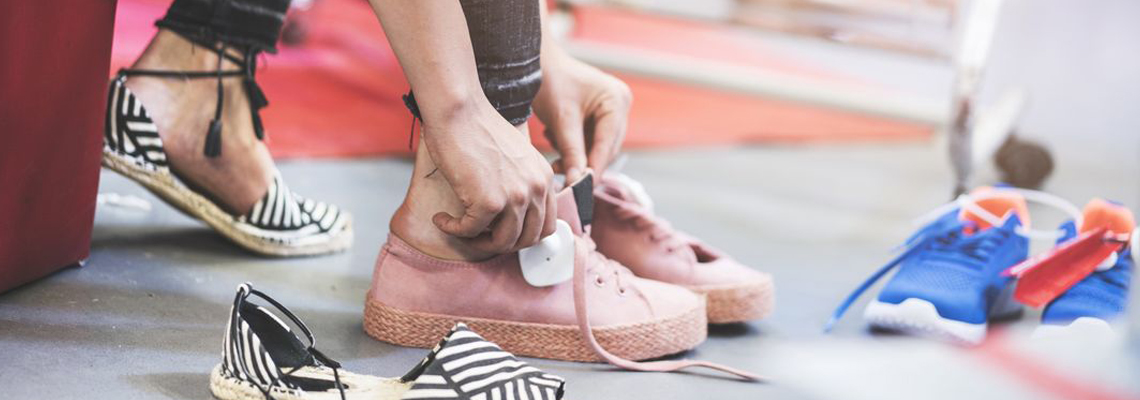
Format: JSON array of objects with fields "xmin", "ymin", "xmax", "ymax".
[{"xmin": 519, "ymin": 220, "xmax": 575, "ymax": 287}]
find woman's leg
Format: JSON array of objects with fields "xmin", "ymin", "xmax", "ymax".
[
  {"xmin": 122, "ymin": 0, "xmax": 289, "ymax": 215},
  {"xmin": 370, "ymin": 0, "xmax": 551, "ymax": 261},
  {"xmin": 363, "ymin": 1, "xmax": 738, "ymax": 375}
]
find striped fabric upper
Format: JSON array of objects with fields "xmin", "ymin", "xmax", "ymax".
[
  {"xmin": 221, "ymin": 284, "xmax": 302, "ymax": 395},
  {"xmin": 105, "ymin": 77, "xmax": 169, "ymax": 171},
  {"xmin": 401, "ymin": 324, "xmax": 565, "ymax": 400},
  {"xmin": 236, "ymin": 173, "xmax": 348, "ymax": 242}
]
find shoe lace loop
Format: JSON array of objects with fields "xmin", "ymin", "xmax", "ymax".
[{"xmin": 926, "ymin": 226, "xmax": 1008, "ymax": 266}]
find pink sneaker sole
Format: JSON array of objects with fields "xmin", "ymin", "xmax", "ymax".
[
  {"xmin": 363, "ymin": 293, "xmax": 708, "ymax": 362},
  {"xmin": 692, "ymin": 278, "xmax": 775, "ymax": 324}
]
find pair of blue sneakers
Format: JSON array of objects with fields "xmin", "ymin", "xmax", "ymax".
[{"xmin": 826, "ymin": 188, "xmax": 1134, "ymax": 343}]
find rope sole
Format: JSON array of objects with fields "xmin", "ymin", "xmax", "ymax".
[
  {"xmin": 693, "ymin": 276, "xmax": 775, "ymax": 324},
  {"xmin": 363, "ymin": 293, "xmax": 708, "ymax": 363},
  {"xmin": 102, "ymin": 150, "xmax": 353, "ymax": 257}
]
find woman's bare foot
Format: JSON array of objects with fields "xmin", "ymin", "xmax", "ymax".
[{"xmin": 124, "ymin": 29, "xmax": 276, "ymax": 216}]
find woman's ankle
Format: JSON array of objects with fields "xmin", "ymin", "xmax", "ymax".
[
  {"xmin": 120, "ymin": 29, "xmax": 275, "ymax": 216},
  {"xmin": 132, "ymin": 29, "xmax": 222, "ymax": 71},
  {"xmin": 388, "ymin": 144, "xmax": 498, "ymax": 262},
  {"xmin": 389, "ymin": 199, "xmax": 499, "ymax": 262}
]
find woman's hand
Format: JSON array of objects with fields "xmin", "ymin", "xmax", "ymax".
[
  {"xmin": 533, "ymin": 47, "xmax": 632, "ymax": 184},
  {"xmin": 423, "ymin": 100, "xmax": 558, "ymax": 253},
  {"xmin": 370, "ymin": 0, "xmax": 557, "ymax": 253}
]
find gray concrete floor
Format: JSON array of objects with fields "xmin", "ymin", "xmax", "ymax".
[
  {"xmin": 3, "ymin": 0, "xmax": 1139, "ymax": 399},
  {"xmin": 3, "ymin": 141, "xmax": 1137, "ymax": 399}
]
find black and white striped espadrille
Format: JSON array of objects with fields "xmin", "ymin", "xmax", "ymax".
[
  {"xmin": 210, "ymin": 283, "xmax": 567, "ymax": 400},
  {"xmin": 102, "ymin": 74, "xmax": 352, "ymax": 257}
]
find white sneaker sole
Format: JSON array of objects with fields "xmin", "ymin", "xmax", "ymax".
[
  {"xmin": 864, "ymin": 298, "xmax": 988, "ymax": 344},
  {"xmin": 1032, "ymin": 317, "xmax": 1117, "ymax": 339}
]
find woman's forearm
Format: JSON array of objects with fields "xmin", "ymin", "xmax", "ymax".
[{"xmin": 368, "ymin": 0, "xmax": 486, "ymax": 125}]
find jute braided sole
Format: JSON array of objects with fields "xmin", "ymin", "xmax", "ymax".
[
  {"xmin": 693, "ymin": 277, "xmax": 775, "ymax": 324},
  {"xmin": 102, "ymin": 150, "xmax": 352, "ymax": 257},
  {"xmin": 209, "ymin": 364, "xmax": 411, "ymax": 400},
  {"xmin": 363, "ymin": 294, "xmax": 708, "ymax": 363}
]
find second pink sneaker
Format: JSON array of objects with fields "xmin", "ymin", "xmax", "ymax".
[{"xmin": 591, "ymin": 174, "xmax": 775, "ymax": 323}]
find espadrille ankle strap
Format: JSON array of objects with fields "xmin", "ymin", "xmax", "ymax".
[
  {"xmin": 572, "ymin": 239, "xmax": 765, "ymax": 382},
  {"xmin": 119, "ymin": 31, "xmax": 269, "ymax": 158},
  {"xmin": 230, "ymin": 283, "xmax": 347, "ymax": 400}
]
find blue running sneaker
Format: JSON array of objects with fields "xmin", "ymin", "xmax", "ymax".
[
  {"xmin": 826, "ymin": 188, "xmax": 1030, "ymax": 344},
  {"xmin": 1036, "ymin": 199, "xmax": 1134, "ymax": 336}
]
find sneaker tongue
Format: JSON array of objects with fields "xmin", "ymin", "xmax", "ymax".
[
  {"xmin": 959, "ymin": 187, "xmax": 1030, "ymax": 230},
  {"xmin": 556, "ymin": 173, "xmax": 594, "ymax": 235}
]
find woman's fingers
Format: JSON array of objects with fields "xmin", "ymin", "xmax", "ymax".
[
  {"xmin": 586, "ymin": 82, "xmax": 631, "ymax": 175},
  {"xmin": 513, "ymin": 193, "xmax": 547, "ymax": 251},
  {"xmin": 432, "ymin": 200, "xmax": 500, "ymax": 238},
  {"xmin": 466, "ymin": 201, "xmax": 524, "ymax": 254},
  {"xmin": 544, "ymin": 109, "xmax": 588, "ymax": 184}
]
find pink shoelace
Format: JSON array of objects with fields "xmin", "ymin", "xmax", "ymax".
[{"xmin": 570, "ymin": 234, "xmax": 763, "ymax": 382}]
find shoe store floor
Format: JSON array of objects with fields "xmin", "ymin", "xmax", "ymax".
[
  {"xmin": 4, "ymin": 1, "xmax": 1140, "ymax": 399},
  {"xmin": 3, "ymin": 140, "xmax": 1136, "ymax": 399}
]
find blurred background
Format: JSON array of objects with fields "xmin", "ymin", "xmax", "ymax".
[
  {"xmin": 3, "ymin": 0, "xmax": 1139, "ymax": 399},
  {"xmin": 104, "ymin": 0, "xmax": 1139, "ymax": 185}
]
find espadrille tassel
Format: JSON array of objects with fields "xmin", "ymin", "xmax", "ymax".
[
  {"xmin": 244, "ymin": 77, "xmax": 268, "ymax": 141},
  {"xmin": 204, "ymin": 45, "xmax": 226, "ymax": 158},
  {"xmin": 250, "ymin": 111, "xmax": 265, "ymax": 141},
  {"xmin": 204, "ymin": 119, "xmax": 223, "ymax": 157}
]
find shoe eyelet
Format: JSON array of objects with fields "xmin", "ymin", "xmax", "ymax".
[
  {"xmin": 617, "ymin": 287, "xmax": 628, "ymax": 296},
  {"xmin": 594, "ymin": 275, "xmax": 605, "ymax": 287}
]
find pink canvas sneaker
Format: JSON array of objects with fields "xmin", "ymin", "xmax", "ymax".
[
  {"xmin": 364, "ymin": 173, "xmax": 759, "ymax": 381},
  {"xmin": 591, "ymin": 174, "xmax": 775, "ymax": 323}
]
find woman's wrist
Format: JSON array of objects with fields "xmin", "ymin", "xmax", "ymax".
[
  {"xmin": 540, "ymin": 34, "xmax": 572, "ymax": 71},
  {"xmin": 416, "ymin": 85, "xmax": 486, "ymax": 129}
]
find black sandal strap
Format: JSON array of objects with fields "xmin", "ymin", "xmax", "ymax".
[
  {"xmin": 119, "ymin": 69, "xmax": 244, "ymax": 79},
  {"xmin": 118, "ymin": 30, "xmax": 270, "ymax": 158},
  {"xmin": 231, "ymin": 284, "xmax": 346, "ymax": 400}
]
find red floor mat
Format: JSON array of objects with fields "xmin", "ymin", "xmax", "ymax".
[{"xmin": 111, "ymin": 0, "xmax": 930, "ymax": 159}]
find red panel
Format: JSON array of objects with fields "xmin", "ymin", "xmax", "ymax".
[
  {"xmin": 0, "ymin": 0, "xmax": 116, "ymax": 292},
  {"xmin": 109, "ymin": 0, "xmax": 928, "ymax": 159}
]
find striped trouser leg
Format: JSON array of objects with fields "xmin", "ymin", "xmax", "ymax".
[{"xmin": 155, "ymin": 0, "xmax": 291, "ymax": 53}]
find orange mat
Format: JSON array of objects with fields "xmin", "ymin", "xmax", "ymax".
[{"xmin": 111, "ymin": 0, "xmax": 930, "ymax": 159}]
